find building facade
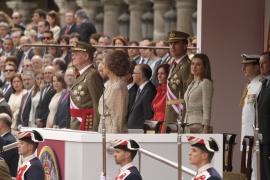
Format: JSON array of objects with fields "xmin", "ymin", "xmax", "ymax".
[{"xmin": 3, "ymin": 0, "xmax": 197, "ymax": 41}]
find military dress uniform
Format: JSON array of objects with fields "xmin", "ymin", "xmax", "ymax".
[
  {"xmin": 165, "ymin": 55, "xmax": 191, "ymax": 124},
  {"xmin": 70, "ymin": 64, "xmax": 103, "ymax": 131},
  {"xmin": 115, "ymin": 163, "xmax": 142, "ymax": 180},
  {"xmin": 187, "ymin": 136, "xmax": 222, "ymax": 180},
  {"xmin": 165, "ymin": 31, "xmax": 191, "ymax": 125},
  {"xmin": 240, "ymin": 54, "xmax": 261, "ymax": 180},
  {"xmin": 16, "ymin": 130, "xmax": 45, "ymax": 180},
  {"xmin": 192, "ymin": 164, "xmax": 222, "ymax": 180},
  {"xmin": 70, "ymin": 42, "xmax": 103, "ymax": 131}
]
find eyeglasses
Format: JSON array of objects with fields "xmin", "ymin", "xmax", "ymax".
[
  {"xmin": 133, "ymin": 72, "xmax": 141, "ymax": 75},
  {"xmin": 4, "ymin": 69, "xmax": 15, "ymax": 72},
  {"xmin": 42, "ymin": 37, "xmax": 52, "ymax": 40},
  {"xmin": 12, "ymin": 16, "xmax": 19, "ymax": 19}
]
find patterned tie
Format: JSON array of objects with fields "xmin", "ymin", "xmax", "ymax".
[
  {"xmin": 135, "ymin": 88, "xmax": 141, "ymax": 102},
  {"xmin": 64, "ymin": 25, "xmax": 70, "ymax": 35}
]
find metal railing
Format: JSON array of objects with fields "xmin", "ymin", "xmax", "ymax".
[{"xmin": 138, "ymin": 148, "xmax": 196, "ymax": 177}]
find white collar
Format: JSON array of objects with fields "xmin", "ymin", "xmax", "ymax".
[
  {"xmin": 175, "ymin": 55, "xmax": 187, "ymax": 64},
  {"xmin": 1, "ymin": 131, "xmax": 9, "ymax": 137},
  {"xmin": 127, "ymin": 83, "xmax": 135, "ymax": 90},
  {"xmin": 0, "ymin": 98, "xmax": 5, "ymax": 103},
  {"xmin": 138, "ymin": 81, "xmax": 149, "ymax": 91},
  {"xmin": 250, "ymin": 75, "xmax": 262, "ymax": 84},
  {"xmin": 21, "ymin": 154, "xmax": 36, "ymax": 164},
  {"xmin": 79, "ymin": 64, "xmax": 92, "ymax": 75},
  {"xmin": 197, "ymin": 163, "xmax": 212, "ymax": 174},
  {"xmin": 120, "ymin": 162, "xmax": 134, "ymax": 172}
]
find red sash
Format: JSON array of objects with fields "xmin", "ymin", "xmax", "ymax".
[{"xmin": 70, "ymin": 108, "xmax": 94, "ymax": 131}]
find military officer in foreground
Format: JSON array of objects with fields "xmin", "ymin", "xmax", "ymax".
[
  {"xmin": 70, "ymin": 41, "xmax": 103, "ymax": 131},
  {"xmin": 187, "ymin": 136, "xmax": 222, "ymax": 180},
  {"xmin": 165, "ymin": 31, "xmax": 191, "ymax": 126},
  {"xmin": 16, "ymin": 130, "xmax": 45, "ymax": 180}
]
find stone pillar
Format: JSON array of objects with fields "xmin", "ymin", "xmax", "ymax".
[
  {"xmin": 153, "ymin": 0, "xmax": 171, "ymax": 40},
  {"xmin": 95, "ymin": 12, "xmax": 104, "ymax": 33},
  {"xmin": 76, "ymin": 0, "xmax": 101, "ymax": 22},
  {"xmin": 128, "ymin": 0, "xmax": 149, "ymax": 41},
  {"xmin": 102, "ymin": 0, "xmax": 123, "ymax": 37},
  {"xmin": 6, "ymin": 0, "xmax": 38, "ymax": 24},
  {"xmin": 176, "ymin": 0, "xmax": 196, "ymax": 36},
  {"xmin": 118, "ymin": 12, "xmax": 130, "ymax": 38}
]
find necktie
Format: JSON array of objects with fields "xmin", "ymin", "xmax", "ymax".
[
  {"xmin": 135, "ymin": 88, "xmax": 141, "ymax": 102},
  {"xmin": 64, "ymin": 26, "xmax": 70, "ymax": 35}
]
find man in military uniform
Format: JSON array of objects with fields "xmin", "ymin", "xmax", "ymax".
[
  {"xmin": 240, "ymin": 54, "xmax": 261, "ymax": 180},
  {"xmin": 113, "ymin": 139, "xmax": 142, "ymax": 180},
  {"xmin": 187, "ymin": 136, "xmax": 222, "ymax": 180},
  {"xmin": 165, "ymin": 31, "xmax": 191, "ymax": 126},
  {"xmin": 16, "ymin": 130, "xmax": 45, "ymax": 180},
  {"xmin": 70, "ymin": 41, "xmax": 103, "ymax": 131}
]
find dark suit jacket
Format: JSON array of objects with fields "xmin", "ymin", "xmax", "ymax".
[
  {"xmin": 2, "ymin": 132, "xmax": 19, "ymax": 177},
  {"xmin": 258, "ymin": 80, "xmax": 270, "ymax": 144},
  {"xmin": 16, "ymin": 48, "xmax": 34, "ymax": 68},
  {"xmin": 35, "ymin": 85, "xmax": 56, "ymax": 127},
  {"xmin": 128, "ymin": 81, "xmax": 156, "ymax": 129},
  {"xmin": 3, "ymin": 85, "xmax": 13, "ymax": 102},
  {"xmin": 128, "ymin": 84, "xmax": 138, "ymax": 117},
  {"xmin": 54, "ymin": 89, "xmax": 70, "ymax": 128},
  {"xmin": 77, "ymin": 20, "xmax": 96, "ymax": 43},
  {"xmin": 16, "ymin": 92, "xmax": 32, "ymax": 127},
  {"xmin": 0, "ymin": 98, "xmax": 12, "ymax": 118},
  {"xmin": 59, "ymin": 24, "xmax": 78, "ymax": 37}
]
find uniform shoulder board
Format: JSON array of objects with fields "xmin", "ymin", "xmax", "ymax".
[
  {"xmin": 115, "ymin": 169, "xmax": 131, "ymax": 180},
  {"xmin": 193, "ymin": 170, "xmax": 211, "ymax": 180}
]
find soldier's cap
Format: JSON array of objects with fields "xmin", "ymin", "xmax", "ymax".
[
  {"xmin": 72, "ymin": 41, "xmax": 96, "ymax": 55},
  {"xmin": 18, "ymin": 130, "xmax": 44, "ymax": 143},
  {"xmin": 241, "ymin": 54, "xmax": 260, "ymax": 64},
  {"xmin": 187, "ymin": 136, "xmax": 219, "ymax": 153},
  {"xmin": 168, "ymin": 30, "xmax": 189, "ymax": 43},
  {"xmin": 113, "ymin": 139, "xmax": 140, "ymax": 151}
]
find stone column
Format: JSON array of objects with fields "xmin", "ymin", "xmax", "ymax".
[
  {"xmin": 176, "ymin": 0, "xmax": 196, "ymax": 36},
  {"xmin": 76, "ymin": 0, "xmax": 101, "ymax": 22},
  {"xmin": 6, "ymin": 0, "xmax": 38, "ymax": 24},
  {"xmin": 153, "ymin": 0, "xmax": 171, "ymax": 40},
  {"xmin": 102, "ymin": 0, "xmax": 123, "ymax": 37},
  {"xmin": 128, "ymin": 0, "xmax": 149, "ymax": 41}
]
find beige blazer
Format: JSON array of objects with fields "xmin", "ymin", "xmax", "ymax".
[
  {"xmin": 98, "ymin": 79, "xmax": 128, "ymax": 133},
  {"xmin": 184, "ymin": 78, "xmax": 213, "ymax": 126}
]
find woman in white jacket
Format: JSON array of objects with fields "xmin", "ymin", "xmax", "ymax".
[{"xmin": 184, "ymin": 53, "xmax": 213, "ymax": 133}]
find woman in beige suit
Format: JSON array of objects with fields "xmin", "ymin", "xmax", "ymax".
[
  {"xmin": 98, "ymin": 50, "xmax": 130, "ymax": 133},
  {"xmin": 184, "ymin": 53, "xmax": 213, "ymax": 133}
]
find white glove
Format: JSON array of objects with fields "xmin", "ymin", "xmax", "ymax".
[{"xmin": 100, "ymin": 172, "xmax": 109, "ymax": 180}]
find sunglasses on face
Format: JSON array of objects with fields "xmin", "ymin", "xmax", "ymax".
[{"xmin": 4, "ymin": 69, "xmax": 15, "ymax": 72}]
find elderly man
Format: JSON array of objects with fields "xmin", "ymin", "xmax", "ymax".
[
  {"xmin": 0, "ymin": 113, "xmax": 19, "ymax": 177},
  {"xmin": 165, "ymin": 31, "xmax": 191, "ymax": 126},
  {"xmin": 35, "ymin": 66, "xmax": 56, "ymax": 127},
  {"xmin": 70, "ymin": 41, "xmax": 103, "ymax": 131},
  {"xmin": 17, "ymin": 70, "xmax": 35, "ymax": 127},
  {"xmin": 16, "ymin": 130, "xmax": 44, "ymax": 180}
]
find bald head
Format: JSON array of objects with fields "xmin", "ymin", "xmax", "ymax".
[{"xmin": 0, "ymin": 113, "xmax": 12, "ymax": 129}]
